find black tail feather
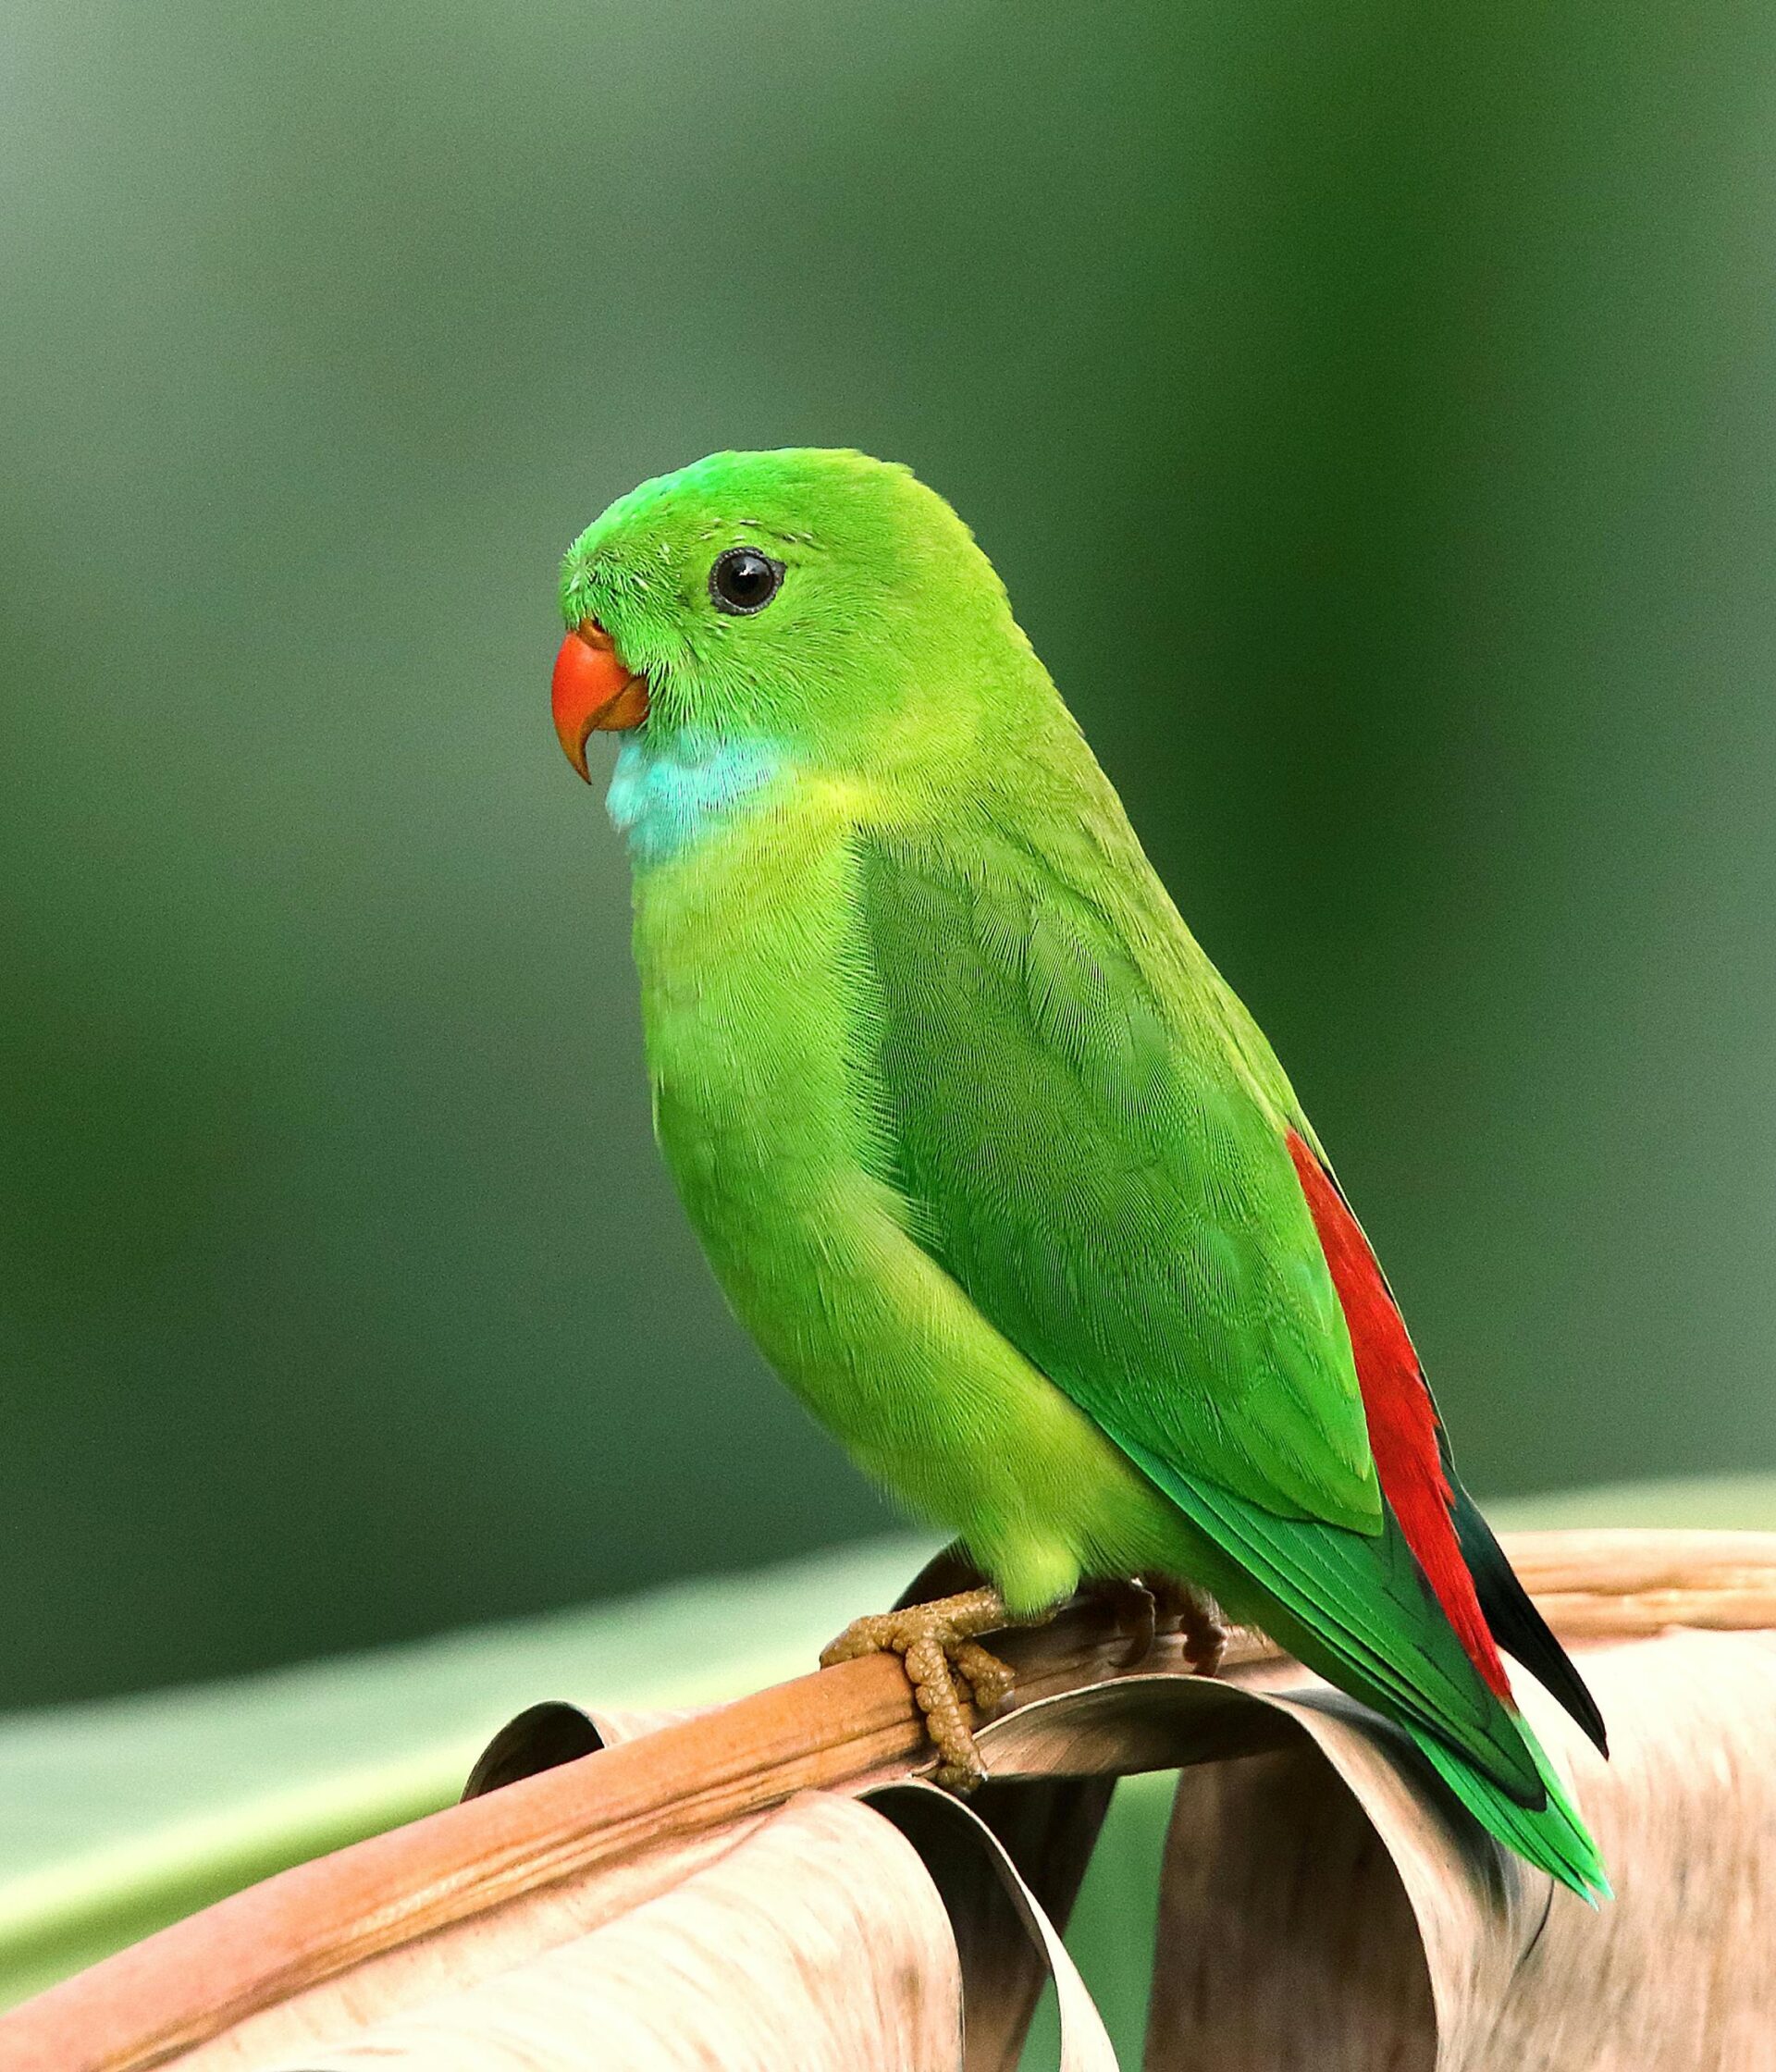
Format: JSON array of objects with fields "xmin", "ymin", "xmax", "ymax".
[{"xmin": 1449, "ymin": 1482, "xmax": 1610, "ymax": 1757}]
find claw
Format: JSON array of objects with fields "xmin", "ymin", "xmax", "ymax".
[
  {"xmin": 820, "ymin": 1573, "xmax": 1227, "ymax": 1789},
  {"xmin": 821, "ymin": 1585, "xmax": 1023, "ymax": 1790},
  {"xmin": 1080, "ymin": 1576, "xmax": 1160, "ymax": 1669},
  {"xmin": 1149, "ymin": 1575, "xmax": 1229, "ymax": 1677}
]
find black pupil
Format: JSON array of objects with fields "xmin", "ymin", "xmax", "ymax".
[{"xmin": 713, "ymin": 548, "xmax": 779, "ymax": 612}]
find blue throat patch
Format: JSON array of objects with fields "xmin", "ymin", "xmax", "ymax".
[{"xmin": 605, "ymin": 729, "xmax": 787, "ymax": 863}]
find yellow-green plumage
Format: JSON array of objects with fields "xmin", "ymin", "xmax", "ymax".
[{"xmin": 559, "ymin": 448, "xmax": 1607, "ymax": 1897}]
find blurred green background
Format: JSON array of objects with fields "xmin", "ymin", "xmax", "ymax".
[{"xmin": 4, "ymin": 0, "xmax": 1773, "ymax": 1713}]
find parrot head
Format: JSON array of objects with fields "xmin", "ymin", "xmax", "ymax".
[{"xmin": 551, "ymin": 448, "xmax": 1034, "ymax": 791}]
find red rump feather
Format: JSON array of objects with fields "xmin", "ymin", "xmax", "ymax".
[{"xmin": 1286, "ymin": 1132, "xmax": 1512, "ymax": 1700}]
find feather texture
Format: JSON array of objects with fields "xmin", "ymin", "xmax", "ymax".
[
  {"xmin": 560, "ymin": 446, "xmax": 1609, "ymax": 1893},
  {"xmin": 1285, "ymin": 1132, "xmax": 1511, "ymax": 1698}
]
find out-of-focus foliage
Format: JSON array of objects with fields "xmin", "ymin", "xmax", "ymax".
[{"xmin": 5, "ymin": 0, "xmax": 1776, "ymax": 1708}]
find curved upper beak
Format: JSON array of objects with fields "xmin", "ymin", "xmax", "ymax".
[{"xmin": 551, "ymin": 619, "xmax": 650, "ymax": 781}]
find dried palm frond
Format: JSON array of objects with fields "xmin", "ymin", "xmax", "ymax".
[{"xmin": 2, "ymin": 1529, "xmax": 1773, "ymax": 2071}]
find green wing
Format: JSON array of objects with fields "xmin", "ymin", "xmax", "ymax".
[
  {"xmin": 856, "ymin": 828, "xmax": 1376, "ymax": 1527},
  {"xmin": 854, "ymin": 828, "xmax": 1541, "ymax": 1802}
]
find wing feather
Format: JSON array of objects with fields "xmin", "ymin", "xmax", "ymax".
[
  {"xmin": 853, "ymin": 826, "xmax": 1547, "ymax": 1801},
  {"xmin": 856, "ymin": 832, "xmax": 1379, "ymax": 1530}
]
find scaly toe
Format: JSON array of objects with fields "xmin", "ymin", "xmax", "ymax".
[
  {"xmin": 1085, "ymin": 1576, "xmax": 1160, "ymax": 1669},
  {"xmin": 819, "ymin": 1586, "xmax": 1026, "ymax": 1791},
  {"xmin": 1151, "ymin": 1578, "xmax": 1229, "ymax": 1677},
  {"xmin": 1184, "ymin": 1617, "xmax": 1227, "ymax": 1678},
  {"xmin": 952, "ymin": 1638, "xmax": 1016, "ymax": 1710},
  {"xmin": 819, "ymin": 1611, "xmax": 901, "ymax": 1669}
]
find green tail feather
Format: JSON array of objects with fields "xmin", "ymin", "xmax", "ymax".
[
  {"xmin": 1112, "ymin": 1445, "xmax": 1610, "ymax": 1897},
  {"xmin": 1410, "ymin": 1715, "xmax": 1611, "ymax": 1903}
]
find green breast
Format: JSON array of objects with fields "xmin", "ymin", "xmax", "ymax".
[{"xmin": 634, "ymin": 804, "xmax": 869, "ymax": 1213}]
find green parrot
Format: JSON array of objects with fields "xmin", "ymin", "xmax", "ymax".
[{"xmin": 549, "ymin": 448, "xmax": 1609, "ymax": 1898}]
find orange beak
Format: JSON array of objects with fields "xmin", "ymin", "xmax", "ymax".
[{"xmin": 551, "ymin": 619, "xmax": 650, "ymax": 781}]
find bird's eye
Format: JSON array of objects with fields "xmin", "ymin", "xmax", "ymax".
[{"xmin": 709, "ymin": 546, "xmax": 784, "ymax": 616}]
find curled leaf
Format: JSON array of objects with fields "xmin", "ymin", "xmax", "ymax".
[
  {"xmin": 867, "ymin": 1782, "xmax": 1116, "ymax": 2072},
  {"xmin": 254, "ymin": 1793, "xmax": 965, "ymax": 2070},
  {"xmin": 969, "ymin": 1630, "xmax": 1776, "ymax": 2069}
]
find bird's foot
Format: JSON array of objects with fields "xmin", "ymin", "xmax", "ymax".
[
  {"xmin": 820, "ymin": 1585, "xmax": 1020, "ymax": 1791},
  {"xmin": 1080, "ymin": 1576, "xmax": 1159, "ymax": 1669},
  {"xmin": 1078, "ymin": 1574, "xmax": 1227, "ymax": 1672},
  {"xmin": 1150, "ymin": 1574, "xmax": 1228, "ymax": 1676}
]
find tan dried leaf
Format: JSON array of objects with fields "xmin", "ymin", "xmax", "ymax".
[
  {"xmin": 971, "ymin": 1627, "xmax": 1776, "ymax": 2069},
  {"xmin": 176, "ymin": 1814, "xmax": 772, "ymax": 2070},
  {"xmin": 205, "ymin": 1712, "xmax": 1114, "ymax": 2071},
  {"xmin": 865, "ymin": 1782, "xmax": 1116, "ymax": 2072},
  {"xmin": 252, "ymin": 1793, "xmax": 964, "ymax": 2070},
  {"xmin": 192, "ymin": 1786, "xmax": 1115, "ymax": 2072},
  {"xmin": 6, "ymin": 1528, "xmax": 1774, "ymax": 2072}
]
